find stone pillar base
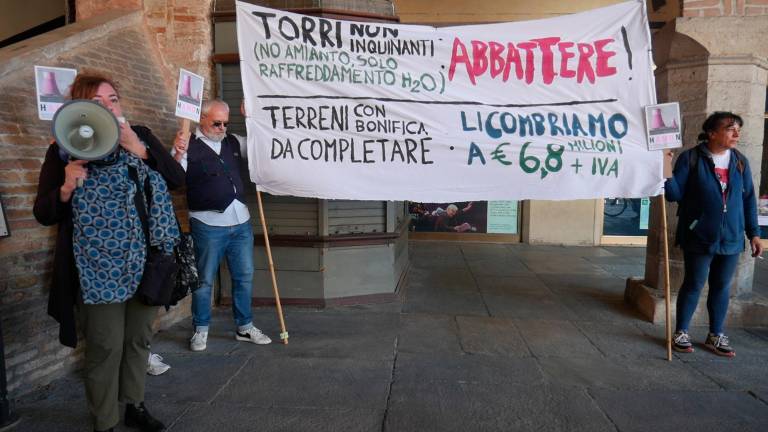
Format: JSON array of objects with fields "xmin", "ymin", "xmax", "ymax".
[{"xmin": 625, "ymin": 278, "xmax": 768, "ymax": 327}]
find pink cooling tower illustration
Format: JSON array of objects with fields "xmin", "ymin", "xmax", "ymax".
[
  {"xmin": 40, "ymin": 71, "xmax": 62, "ymax": 97},
  {"xmin": 648, "ymin": 106, "xmax": 679, "ymax": 134},
  {"xmin": 179, "ymin": 74, "xmax": 201, "ymax": 103},
  {"xmin": 181, "ymin": 75, "xmax": 193, "ymax": 98},
  {"xmin": 650, "ymin": 108, "xmax": 666, "ymax": 129}
]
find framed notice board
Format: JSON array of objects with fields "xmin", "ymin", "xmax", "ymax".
[{"xmin": 0, "ymin": 193, "xmax": 9, "ymax": 238}]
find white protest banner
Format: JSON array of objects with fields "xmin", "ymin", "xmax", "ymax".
[{"xmin": 237, "ymin": 0, "xmax": 662, "ymax": 201}]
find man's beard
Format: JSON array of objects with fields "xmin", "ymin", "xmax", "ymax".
[{"xmin": 203, "ymin": 130, "xmax": 226, "ymax": 142}]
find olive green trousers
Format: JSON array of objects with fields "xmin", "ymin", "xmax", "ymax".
[{"xmin": 79, "ymin": 297, "xmax": 158, "ymax": 431}]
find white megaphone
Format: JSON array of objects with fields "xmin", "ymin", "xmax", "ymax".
[{"xmin": 52, "ymin": 100, "xmax": 120, "ymax": 161}]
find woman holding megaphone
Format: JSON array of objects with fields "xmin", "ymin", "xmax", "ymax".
[{"xmin": 34, "ymin": 72, "xmax": 184, "ymax": 432}]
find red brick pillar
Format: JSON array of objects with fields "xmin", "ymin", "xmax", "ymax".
[{"xmin": 76, "ymin": 0, "xmax": 215, "ymax": 106}]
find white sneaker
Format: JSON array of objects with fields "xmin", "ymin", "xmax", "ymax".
[
  {"xmin": 235, "ymin": 327, "xmax": 272, "ymax": 345},
  {"xmin": 147, "ymin": 352, "xmax": 170, "ymax": 376},
  {"xmin": 190, "ymin": 331, "xmax": 208, "ymax": 351}
]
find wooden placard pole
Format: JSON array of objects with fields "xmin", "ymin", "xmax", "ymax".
[
  {"xmin": 659, "ymin": 194, "xmax": 672, "ymax": 361},
  {"xmin": 256, "ymin": 189, "xmax": 289, "ymax": 344}
]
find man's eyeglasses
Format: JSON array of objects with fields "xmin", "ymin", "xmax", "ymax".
[{"xmin": 211, "ymin": 121, "xmax": 229, "ymax": 128}]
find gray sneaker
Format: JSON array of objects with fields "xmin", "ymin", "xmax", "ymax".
[
  {"xmin": 147, "ymin": 353, "xmax": 170, "ymax": 376},
  {"xmin": 190, "ymin": 331, "xmax": 208, "ymax": 352},
  {"xmin": 704, "ymin": 333, "xmax": 735, "ymax": 358},
  {"xmin": 673, "ymin": 331, "xmax": 694, "ymax": 353}
]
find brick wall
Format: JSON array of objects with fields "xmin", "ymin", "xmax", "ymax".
[
  {"xmin": 683, "ymin": 0, "xmax": 768, "ymax": 16},
  {"xmin": 0, "ymin": 10, "xmax": 190, "ymax": 395},
  {"xmin": 145, "ymin": 0, "xmax": 214, "ymax": 94},
  {"xmin": 76, "ymin": 0, "xmax": 142, "ymax": 20},
  {"xmin": 78, "ymin": 0, "xmax": 215, "ymax": 102}
]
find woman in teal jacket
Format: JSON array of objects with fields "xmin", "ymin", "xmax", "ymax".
[{"xmin": 664, "ymin": 111, "xmax": 762, "ymax": 357}]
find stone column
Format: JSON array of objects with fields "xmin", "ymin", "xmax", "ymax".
[{"xmin": 626, "ymin": 16, "xmax": 768, "ymax": 326}]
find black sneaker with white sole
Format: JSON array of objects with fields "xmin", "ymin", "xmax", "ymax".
[
  {"xmin": 673, "ymin": 331, "xmax": 694, "ymax": 353},
  {"xmin": 704, "ymin": 333, "xmax": 735, "ymax": 358}
]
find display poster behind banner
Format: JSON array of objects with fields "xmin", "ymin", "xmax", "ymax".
[
  {"xmin": 408, "ymin": 200, "xmax": 518, "ymax": 234},
  {"xmin": 236, "ymin": 1, "xmax": 661, "ymax": 202},
  {"xmin": 409, "ymin": 202, "xmax": 486, "ymax": 233}
]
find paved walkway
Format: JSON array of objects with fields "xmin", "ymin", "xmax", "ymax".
[{"xmin": 11, "ymin": 242, "xmax": 768, "ymax": 431}]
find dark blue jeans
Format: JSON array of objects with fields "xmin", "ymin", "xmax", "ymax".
[
  {"xmin": 190, "ymin": 219, "xmax": 254, "ymax": 332},
  {"xmin": 676, "ymin": 251, "xmax": 740, "ymax": 335}
]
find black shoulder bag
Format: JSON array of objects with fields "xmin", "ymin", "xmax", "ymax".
[
  {"xmin": 170, "ymin": 222, "xmax": 200, "ymax": 306},
  {"xmin": 128, "ymin": 166, "xmax": 178, "ymax": 307}
]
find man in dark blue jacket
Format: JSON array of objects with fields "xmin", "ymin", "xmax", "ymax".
[
  {"xmin": 664, "ymin": 111, "xmax": 762, "ymax": 357},
  {"xmin": 173, "ymin": 99, "xmax": 272, "ymax": 351}
]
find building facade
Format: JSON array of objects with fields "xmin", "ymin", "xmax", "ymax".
[{"xmin": 0, "ymin": 0, "xmax": 766, "ymax": 395}]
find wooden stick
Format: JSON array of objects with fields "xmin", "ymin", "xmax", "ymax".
[
  {"xmin": 659, "ymin": 194, "xmax": 672, "ymax": 361},
  {"xmin": 256, "ymin": 189, "xmax": 289, "ymax": 344},
  {"xmin": 180, "ymin": 118, "xmax": 191, "ymax": 144}
]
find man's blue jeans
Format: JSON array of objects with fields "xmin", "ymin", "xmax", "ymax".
[
  {"xmin": 190, "ymin": 219, "xmax": 254, "ymax": 332},
  {"xmin": 676, "ymin": 251, "xmax": 740, "ymax": 335}
]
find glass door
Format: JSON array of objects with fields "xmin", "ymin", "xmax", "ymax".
[{"xmin": 601, "ymin": 197, "xmax": 650, "ymax": 245}]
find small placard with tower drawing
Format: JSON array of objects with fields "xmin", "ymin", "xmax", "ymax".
[
  {"xmin": 175, "ymin": 69, "xmax": 205, "ymax": 122},
  {"xmin": 645, "ymin": 102, "xmax": 682, "ymax": 151},
  {"xmin": 34, "ymin": 66, "xmax": 77, "ymax": 121}
]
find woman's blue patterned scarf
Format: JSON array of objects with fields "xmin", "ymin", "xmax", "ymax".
[{"xmin": 72, "ymin": 148, "xmax": 180, "ymax": 304}]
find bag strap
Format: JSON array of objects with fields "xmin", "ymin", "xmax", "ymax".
[
  {"xmin": 128, "ymin": 166, "xmax": 152, "ymax": 246},
  {"xmin": 128, "ymin": 165, "xmax": 186, "ymax": 247},
  {"xmin": 731, "ymin": 148, "xmax": 745, "ymax": 174},
  {"xmin": 679, "ymin": 148, "xmax": 700, "ymax": 215}
]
